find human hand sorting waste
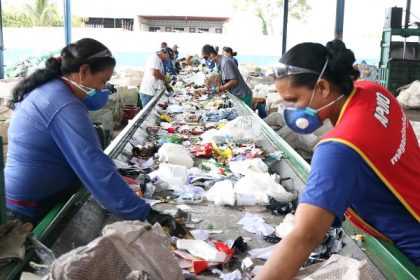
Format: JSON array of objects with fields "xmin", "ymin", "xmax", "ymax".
[
  {"xmin": 165, "ymin": 85, "xmax": 174, "ymax": 92},
  {"xmin": 147, "ymin": 209, "xmax": 188, "ymax": 238}
]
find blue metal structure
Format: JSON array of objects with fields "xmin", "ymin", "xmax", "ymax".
[
  {"xmin": 335, "ymin": 0, "xmax": 345, "ymax": 40},
  {"xmin": 64, "ymin": 0, "xmax": 72, "ymax": 45}
]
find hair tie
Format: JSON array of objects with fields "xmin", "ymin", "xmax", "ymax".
[{"xmin": 55, "ymin": 57, "xmax": 61, "ymax": 64}]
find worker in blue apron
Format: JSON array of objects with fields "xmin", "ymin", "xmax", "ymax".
[{"xmin": 5, "ymin": 38, "xmax": 176, "ymax": 231}]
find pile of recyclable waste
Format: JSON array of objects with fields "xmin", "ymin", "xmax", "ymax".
[
  {"xmin": 108, "ymin": 66, "xmax": 346, "ymax": 278},
  {"xmin": 5, "ymin": 51, "xmax": 59, "ymax": 78}
]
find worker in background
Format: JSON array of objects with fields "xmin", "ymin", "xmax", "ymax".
[
  {"xmin": 201, "ymin": 44, "xmax": 252, "ymax": 107},
  {"xmin": 139, "ymin": 47, "xmax": 173, "ymax": 107},
  {"xmin": 223, "ymin": 46, "xmax": 239, "ymax": 67},
  {"xmin": 159, "ymin": 42, "xmax": 177, "ymax": 76},
  {"xmin": 5, "ymin": 38, "xmax": 177, "ymax": 231},
  {"xmin": 172, "ymin": 44, "xmax": 179, "ymax": 60},
  {"xmin": 255, "ymin": 39, "xmax": 420, "ymax": 280}
]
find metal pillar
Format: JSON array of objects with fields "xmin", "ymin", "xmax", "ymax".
[
  {"xmin": 405, "ymin": 0, "xmax": 411, "ymax": 29},
  {"xmin": 63, "ymin": 0, "xmax": 72, "ymax": 44},
  {"xmin": 282, "ymin": 0, "xmax": 289, "ymax": 54},
  {"xmin": 0, "ymin": 1, "xmax": 4, "ymax": 79},
  {"xmin": 335, "ymin": 0, "xmax": 345, "ymax": 40}
]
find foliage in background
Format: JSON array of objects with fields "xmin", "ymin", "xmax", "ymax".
[
  {"xmin": 24, "ymin": 0, "xmax": 62, "ymax": 26},
  {"xmin": 2, "ymin": 0, "xmax": 86, "ymax": 27},
  {"xmin": 2, "ymin": 7, "xmax": 32, "ymax": 27},
  {"xmin": 233, "ymin": 0, "xmax": 311, "ymax": 35}
]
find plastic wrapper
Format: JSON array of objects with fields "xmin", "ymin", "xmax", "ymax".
[{"xmin": 175, "ymin": 241, "xmax": 235, "ymax": 275}]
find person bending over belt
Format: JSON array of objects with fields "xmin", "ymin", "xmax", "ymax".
[
  {"xmin": 5, "ymin": 38, "xmax": 176, "ymax": 231},
  {"xmin": 256, "ymin": 39, "xmax": 420, "ymax": 279}
]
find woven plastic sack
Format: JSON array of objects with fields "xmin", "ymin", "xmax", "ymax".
[{"xmin": 43, "ymin": 221, "xmax": 184, "ymax": 280}]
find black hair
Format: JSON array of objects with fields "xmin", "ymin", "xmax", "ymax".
[
  {"xmin": 279, "ymin": 39, "xmax": 360, "ymax": 96},
  {"xmin": 159, "ymin": 47, "xmax": 174, "ymax": 59},
  {"xmin": 223, "ymin": 47, "xmax": 237, "ymax": 56},
  {"xmin": 202, "ymin": 44, "xmax": 217, "ymax": 56},
  {"xmin": 9, "ymin": 38, "xmax": 116, "ymax": 109}
]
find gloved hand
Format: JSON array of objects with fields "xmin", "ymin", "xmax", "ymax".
[
  {"xmin": 147, "ymin": 209, "xmax": 189, "ymax": 238},
  {"xmin": 147, "ymin": 208, "xmax": 177, "ymax": 232},
  {"xmin": 165, "ymin": 85, "xmax": 174, "ymax": 92}
]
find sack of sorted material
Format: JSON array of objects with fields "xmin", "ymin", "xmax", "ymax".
[
  {"xmin": 44, "ymin": 221, "xmax": 184, "ymax": 280},
  {"xmin": 397, "ymin": 80, "xmax": 420, "ymax": 109},
  {"xmin": 294, "ymin": 254, "xmax": 375, "ymax": 280}
]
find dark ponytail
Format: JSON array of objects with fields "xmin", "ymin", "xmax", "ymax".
[
  {"xmin": 279, "ymin": 39, "xmax": 360, "ymax": 96},
  {"xmin": 325, "ymin": 39, "xmax": 360, "ymax": 94},
  {"xmin": 9, "ymin": 38, "xmax": 116, "ymax": 109}
]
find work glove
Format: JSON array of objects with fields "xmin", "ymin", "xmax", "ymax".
[
  {"xmin": 147, "ymin": 209, "xmax": 189, "ymax": 238},
  {"xmin": 147, "ymin": 208, "xmax": 177, "ymax": 232},
  {"xmin": 165, "ymin": 85, "xmax": 174, "ymax": 92}
]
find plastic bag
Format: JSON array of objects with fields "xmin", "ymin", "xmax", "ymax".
[{"xmin": 158, "ymin": 143, "xmax": 194, "ymax": 168}]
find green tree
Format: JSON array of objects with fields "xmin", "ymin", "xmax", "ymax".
[
  {"xmin": 2, "ymin": 0, "xmax": 86, "ymax": 27},
  {"xmin": 233, "ymin": 0, "xmax": 311, "ymax": 35},
  {"xmin": 24, "ymin": 0, "xmax": 62, "ymax": 26},
  {"xmin": 72, "ymin": 16, "xmax": 87, "ymax": 28},
  {"xmin": 3, "ymin": 8, "xmax": 32, "ymax": 27}
]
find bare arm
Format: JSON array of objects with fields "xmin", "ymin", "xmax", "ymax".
[
  {"xmin": 254, "ymin": 203, "xmax": 335, "ymax": 280},
  {"xmin": 151, "ymin": 68, "xmax": 166, "ymax": 82},
  {"xmin": 219, "ymin": 79, "xmax": 238, "ymax": 92}
]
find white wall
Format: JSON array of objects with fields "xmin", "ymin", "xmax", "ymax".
[{"xmin": 3, "ymin": 27, "xmax": 283, "ymax": 57}]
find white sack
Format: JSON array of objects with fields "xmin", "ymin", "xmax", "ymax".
[{"xmin": 397, "ymin": 80, "xmax": 420, "ymax": 109}]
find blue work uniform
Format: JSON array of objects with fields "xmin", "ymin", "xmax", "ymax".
[
  {"xmin": 300, "ymin": 142, "xmax": 420, "ymax": 265},
  {"xmin": 5, "ymin": 79, "xmax": 150, "ymax": 222},
  {"xmin": 163, "ymin": 60, "xmax": 177, "ymax": 75}
]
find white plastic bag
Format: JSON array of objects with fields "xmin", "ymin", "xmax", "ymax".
[
  {"xmin": 176, "ymin": 240, "xmax": 226, "ymax": 262},
  {"xmin": 229, "ymin": 158, "xmax": 268, "ymax": 177},
  {"xmin": 275, "ymin": 213, "xmax": 295, "ymax": 238},
  {"xmin": 234, "ymin": 172, "xmax": 293, "ymax": 204},
  {"xmin": 158, "ymin": 143, "xmax": 194, "ymax": 168},
  {"xmin": 206, "ymin": 180, "xmax": 236, "ymax": 206},
  {"xmin": 148, "ymin": 163, "xmax": 188, "ymax": 189}
]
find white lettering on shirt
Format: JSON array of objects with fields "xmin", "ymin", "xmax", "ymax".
[
  {"xmin": 390, "ymin": 111, "xmax": 407, "ymax": 165},
  {"xmin": 374, "ymin": 92, "xmax": 390, "ymax": 128}
]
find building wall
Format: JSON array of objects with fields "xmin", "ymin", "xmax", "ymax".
[
  {"xmin": 139, "ymin": 18, "xmax": 225, "ymax": 33},
  {"xmin": 2, "ymin": 27, "xmax": 282, "ymax": 60}
]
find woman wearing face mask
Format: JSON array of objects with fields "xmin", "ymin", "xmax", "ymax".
[
  {"xmin": 255, "ymin": 39, "xmax": 420, "ymax": 279},
  {"xmin": 5, "ymin": 38, "xmax": 176, "ymax": 230}
]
